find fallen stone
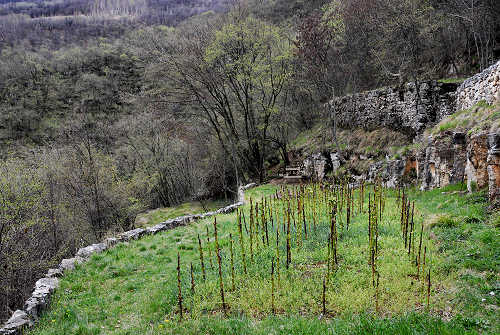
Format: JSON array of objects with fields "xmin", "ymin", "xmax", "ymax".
[
  {"xmin": 242, "ymin": 183, "xmax": 257, "ymax": 190},
  {"xmin": 161, "ymin": 219, "xmax": 174, "ymax": 227}
]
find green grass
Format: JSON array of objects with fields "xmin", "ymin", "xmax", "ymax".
[
  {"xmin": 291, "ymin": 125, "xmax": 410, "ymax": 159},
  {"xmin": 431, "ymin": 101, "xmax": 500, "ymax": 136},
  {"xmin": 290, "ymin": 124, "xmax": 323, "ymax": 150},
  {"xmin": 438, "ymin": 78, "xmax": 467, "ymax": 84},
  {"xmin": 439, "ymin": 120, "xmax": 459, "ymax": 133},
  {"xmin": 135, "ymin": 199, "xmax": 231, "ymax": 227},
  {"xmin": 29, "ymin": 184, "xmax": 499, "ymax": 334}
]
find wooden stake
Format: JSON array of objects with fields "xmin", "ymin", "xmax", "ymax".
[
  {"xmin": 322, "ymin": 276, "xmax": 327, "ymax": 315},
  {"xmin": 375, "ymin": 271, "xmax": 380, "ymax": 314},
  {"xmin": 237, "ymin": 214, "xmax": 247, "ymax": 274},
  {"xmin": 271, "ymin": 258, "xmax": 275, "ymax": 314},
  {"xmin": 421, "ymin": 246, "xmax": 427, "ymax": 293},
  {"xmin": 197, "ymin": 234, "xmax": 206, "ymax": 281},
  {"xmin": 426, "ymin": 269, "xmax": 431, "ymax": 310},
  {"xmin": 213, "ymin": 218, "xmax": 226, "ymax": 314},
  {"xmin": 286, "ymin": 203, "xmax": 291, "ymax": 269},
  {"xmin": 206, "ymin": 226, "xmax": 214, "ymax": 270},
  {"xmin": 276, "ymin": 225, "xmax": 280, "ymax": 286},
  {"xmin": 177, "ymin": 252, "xmax": 183, "ymax": 321},
  {"xmin": 229, "ymin": 233, "xmax": 235, "ymax": 291},
  {"xmin": 417, "ymin": 222, "xmax": 423, "ymax": 279},
  {"xmin": 190, "ymin": 262, "xmax": 195, "ymax": 295}
]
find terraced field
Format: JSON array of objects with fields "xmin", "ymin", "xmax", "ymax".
[{"xmin": 30, "ymin": 184, "xmax": 499, "ymax": 335}]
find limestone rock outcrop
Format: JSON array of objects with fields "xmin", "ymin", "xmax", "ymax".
[
  {"xmin": 301, "ymin": 152, "xmax": 342, "ymax": 181},
  {"xmin": 419, "ymin": 131, "xmax": 467, "ymax": 190},
  {"xmin": 303, "ymin": 153, "xmax": 329, "ymax": 181},
  {"xmin": 465, "ymin": 133, "xmax": 489, "ymax": 192},
  {"xmin": 367, "ymin": 159, "xmax": 407, "ymax": 188},
  {"xmin": 487, "ymin": 133, "xmax": 500, "ymax": 205}
]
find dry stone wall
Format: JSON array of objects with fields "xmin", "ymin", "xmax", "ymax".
[
  {"xmin": 0, "ymin": 184, "xmax": 257, "ymax": 335},
  {"xmin": 456, "ymin": 61, "xmax": 500, "ymax": 111},
  {"xmin": 307, "ymin": 61, "xmax": 500, "ymax": 204},
  {"xmin": 330, "ymin": 81, "xmax": 458, "ymax": 138}
]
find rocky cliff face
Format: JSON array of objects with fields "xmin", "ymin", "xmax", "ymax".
[
  {"xmin": 466, "ymin": 133, "xmax": 489, "ymax": 192},
  {"xmin": 487, "ymin": 134, "xmax": 500, "ymax": 205},
  {"xmin": 415, "ymin": 130, "xmax": 500, "ymax": 204},
  {"xmin": 418, "ymin": 131, "xmax": 467, "ymax": 190},
  {"xmin": 301, "ymin": 60, "xmax": 500, "ymax": 205},
  {"xmin": 330, "ymin": 81, "xmax": 458, "ymax": 138}
]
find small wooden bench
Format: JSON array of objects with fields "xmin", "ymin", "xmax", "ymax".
[{"xmin": 282, "ymin": 166, "xmax": 303, "ymax": 182}]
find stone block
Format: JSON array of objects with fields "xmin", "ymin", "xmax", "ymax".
[
  {"xmin": 46, "ymin": 268, "xmax": 63, "ymax": 278},
  {"xmin": 0, "ymin": 310, "xmax": 31, "ymax": 335},
  {"xmin": 118, "ymin": 228, "xmax": 146, "ymax": 241},
  {"xmin": 76, "ymin": 243, "xmax": 107, "ymax": 258},
  {"xmin": 146, "ymin": 223, "xmax": 167, "ymax": 235},
  {"xmin": 24, "ymin": 278, "xmax": 59, "ymax": 319},
  {"xmin": 59, "ymin": 256, "xmax": 85, "ymax": 272}
]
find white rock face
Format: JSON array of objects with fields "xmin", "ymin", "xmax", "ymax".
[{"xmin": 59, "ymin": 256, "xmax": 85, "ymax": 272}]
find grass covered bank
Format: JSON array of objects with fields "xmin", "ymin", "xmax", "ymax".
[{"xmin": 29, "ymin": 184, "xmax": 499, "ymax": 334}]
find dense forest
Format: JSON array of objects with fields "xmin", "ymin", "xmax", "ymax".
[{"xmin": 1, "ymin": 0, "xmax": 499, "ymax": 322}]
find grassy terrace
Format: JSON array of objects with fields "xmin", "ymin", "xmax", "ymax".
[
  {"xmin": 430, "ymin": 101, "xmax": 500, "ymax": 136},
  {"xmin": 30, "ymin": 184, "xmax": 499, "ymax": 334},
  {"xmin": 135, "ymin": 199, "xmax": 231, "ymax": 228}
]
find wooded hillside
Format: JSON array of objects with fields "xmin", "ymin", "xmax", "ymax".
[{"xmin": 0, "ymin": 0, "xmax": 499, "ymax": 323}]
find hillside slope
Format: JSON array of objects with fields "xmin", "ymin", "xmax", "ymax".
[{"xmin": 18, "ymin": 185, "xmax": 500, "ymax": 335}]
